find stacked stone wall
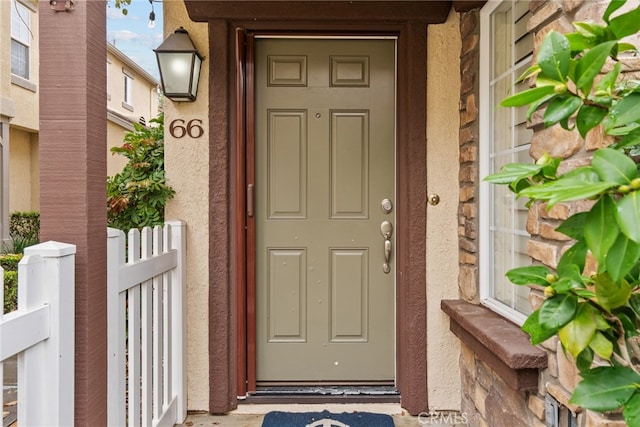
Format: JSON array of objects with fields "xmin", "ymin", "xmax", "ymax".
[{"xmin": 457, "ymin": 1, "xmax": 639, "ymax": 426}]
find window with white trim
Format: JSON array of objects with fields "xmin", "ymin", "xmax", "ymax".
[
  {"xmin": 123, "ymin": 71, "xmax": 133, "ymax": 109},
  {"xmin": 479, "ymin": 0, "xmax": 534, "ymax": 324},
  {"xmin": 11, "ymin": 0, "xmax": 31, "ymax": 79}
]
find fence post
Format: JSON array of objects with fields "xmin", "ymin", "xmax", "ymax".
[
  {"xmin": 107, "ymin": 227, "xmax": 127, "ymax": 426},
  {"xmin": 22, "ymin": 241, "xmax": 76, "ymax": 426},
  {"xmin": 167, "ymin": 220, "xmax": 187, "ymax": 422}
]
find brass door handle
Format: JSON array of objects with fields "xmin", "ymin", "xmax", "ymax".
[{"xmin": 381, "ymin": 221, "xmax": 393, "ymax": 274}]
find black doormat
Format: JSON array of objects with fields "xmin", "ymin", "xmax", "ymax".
[{"xmin": 261, "ymin": 410, "xmax": 394, "ymax": 427}]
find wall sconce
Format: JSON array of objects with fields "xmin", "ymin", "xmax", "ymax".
[{"xmin": 154, "ymin": 27, "xmax": 203, "ymax": 102}]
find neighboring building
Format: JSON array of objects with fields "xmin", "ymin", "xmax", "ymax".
[
  {"xmin": 0, "ymin": 0, "xmax": 159, "ymax": 223},
  {"xmin": 107, "ymin": 43, "xmax": 160, "ymax": 178}
]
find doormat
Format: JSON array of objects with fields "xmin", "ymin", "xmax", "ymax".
[{"xmin": 261, "ymin": 410, "xmax": 394, "ymax": 427}]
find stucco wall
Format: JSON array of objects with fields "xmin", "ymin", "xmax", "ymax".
[
  {"xmin": 9, "ymin": 127, "xmax": 37, "ymax": 212},
  {"xmin": 426, "ymin": 9, "xmax": 462, "ymax": 411},
  {"xmin": 106, "ymin": 120, "xmax": 130, "ymax": 178},
  {"xmin": 10, "ymin": 0, "xmax": 39, "ymax": 132},
  {"xmin": 163, "ymin": 0, "xmax": 210, "ymax": 412}
]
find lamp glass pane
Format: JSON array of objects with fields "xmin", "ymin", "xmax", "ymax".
[
  {"xmin": 158, "ymin": 52, "xmax": 193, "ymax": 94},
  {"xmin": 190, "ymin": 55, "xmax": 202, "ymax": 97}
]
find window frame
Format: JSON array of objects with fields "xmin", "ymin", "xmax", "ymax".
[
  {"xmin": 479, "ymin": 0, "xmax": 534, "ymax": 326},
  {"xmin": 123, "ymin": 70, "xmax": 134, "ymax": 109},
  {"xmin": 10, "ymin": 0, "xmax": 31, "ymax": 80}
]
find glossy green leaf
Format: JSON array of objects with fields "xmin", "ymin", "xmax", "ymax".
[
  {"xmin": 501, "ymin": 86, "xmax": 556, "ymax": 108},
  {"xmin": 514, "ymin": 64, "xmax": 541, "ymax": 84},
  {"xmin": 573, "ymin": 288, "xmax": 597, "ymax": 299},
  {"xmin": 606, "ymin": 93, "xmax": 640, "ymax": 132},
  {"xmin": 559, "ymin": 303, "xmax": 597, "ymax": 358},
  {"xmin": 526, "ymin": 93, "xmax": 555, "ymax": 120},
  {"xmin": 596, "ymin": 62, "xmax": 622, "ymax": 93},
  {"xmin": 606, "ymin": 233, "xmax": 640, "ymax": 281},
  {"xmin": 570, "ymin": 366, "xmax": 640, "ymax": 412},
  {"xmin": 506, "ymin": 266, "xmax": 551, "ymax": 286},
  {"xmin": 623, "ymin": 393, "xmax": 640, "ymax": 427},
  {"xmin": 522, "ymin": 309, "xmax": 559, "ymax": 345},
  {"xmin": 576, "ymin": 105, "xmax": 608, "ymax": 138},
  {"xmin": 558, "ymin": 241, "xmax": 588, "ymax": 277},
  {"xmin": 603, "ymin": 0, "xmax": 626, "ymax": 23},
  {"xmin": 521, "ymin": 168, "xmax": 614, "ymax": 207},
  {"xmin": 609, "ymin": 7, "xmax": 640, "ymax": 38},
  {"xmin": 594, "ymin": 272, "xmax": 632, "ymax": 311},
  {"xmin": 576, "ymin": 346, "xmax": 594, "ymax": 373},
  {"xmin": 573, "ymin": 22, "xmax": 612, "ymax": 40},
  {"xmin": 556, "ymin": 213, "xmax": 588, "ymax": 241},
  {"xmin": 589, "ymin": 331, "xmax": 614, "ymax": 360},
  {"xmin": 566, "ymin": 32, "xmax": 595, "ymax": 52},
  {"xmin": 585, "ymin": 196, "xmax": 620, "ymax": 264},
  {"xmin": 540, "ymin": 294, "xmax": 578, "ymax": 330},
  {"xmin": 592, "ymin": 148, "xmax": 638, "ymax": 184},
  {"xmin": 613, "ymin": 127, "xmax": 640, "ymax": 150},
  {"xmin": 543, "ymin": 96, "xmax": 583, "ymax": 128},
  {"xmin": 575, "ymin": 42, "xmax": 616, "ymax": 94},
  {"xmin": 537, "ymin": 31, "xmax": 571, "ymax": 81},
  {"xmin": 551, "ymin": 276, "xmax": 583, "ymax": 294},
  {"xmin": 484, "ymin": 163, "xmax": 543, "ymax": 185},
  {"xmin": 616, "ymin": 192, "xmax": 640, "ymax": 243},
  {"xmin": 617, "ymin": 42, "xmax": 638, "ymax": 53}
]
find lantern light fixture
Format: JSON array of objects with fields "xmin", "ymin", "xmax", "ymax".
[{"xmin": 154, "ymin": 27, "xmax": 203, "ymax": 102}]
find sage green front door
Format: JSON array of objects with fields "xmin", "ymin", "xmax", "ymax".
[{"xmin": 255, "ymin": 38, "xmax": 396, "ymax": 383}]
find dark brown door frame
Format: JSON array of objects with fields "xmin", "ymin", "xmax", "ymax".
[{"xmin": 208, "ymin": 17, "xmax": 428, "ymax": 414}]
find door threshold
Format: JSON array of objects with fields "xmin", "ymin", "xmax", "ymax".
[{"xmin": 242, "ymin": 385, "xmax": 400, "ymax": 404}]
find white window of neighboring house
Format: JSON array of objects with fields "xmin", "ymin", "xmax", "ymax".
[
  {"xmin": 11, "ymin": 0, "xmax": 31, "ymax": 80},
  {"xmin": 479, "ymin": 0, "xmax": 534, "ymax": 324},
  {"xmin": 123, "ymin": 71, "xmax": 133, "ymax": 109}
]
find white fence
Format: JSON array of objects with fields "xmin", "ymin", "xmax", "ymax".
[
  {"xmin": 0, "ymin": 241, "xmax": 76, "ymax": 426},
  {"xmin": 107, "ymin": 220, "xmax": 187, "ymax": 427}
]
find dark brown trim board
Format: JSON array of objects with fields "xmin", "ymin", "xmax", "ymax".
[{"xmin": 190, "ymin": 1, "xmax": 451, "ymax": 415}]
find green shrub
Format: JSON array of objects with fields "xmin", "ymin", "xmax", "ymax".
[
  {"xmin": 7, "ymin": 211, "xmax": 40, "ymax": 253},
  {"xmin": 1, "ymin": 253, "xmax": 21, "ymax": 307},
  {"xmin": 2, "ymin": 213, "xmax": 38, "ymax": 313},
  {"xmin": 107, "ymin": 113, "xmax": 175, "ymax": 231}
]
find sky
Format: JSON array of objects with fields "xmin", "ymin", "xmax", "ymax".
[{"xmin": 107, "ymin": 0, "xmax": 164, "ymax": 80}]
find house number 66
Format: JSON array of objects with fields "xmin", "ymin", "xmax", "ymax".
[{"xmin": 169, "ymin": 119, "xmax": 204, "ymax": 139}]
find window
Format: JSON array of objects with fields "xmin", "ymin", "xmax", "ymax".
[
  {"xmin": 479, "ymin": 0, "xmax": 534, "ymax": 324},
  {"xmin": 11, "ymin": 0, "xmax": 31, "ymax": 79},
  {"xmin": 123, "ymin": 71, "xmax": 133, "ymax": 109}
]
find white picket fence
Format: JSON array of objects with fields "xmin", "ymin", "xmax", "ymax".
[
  {"xmin": 107, "ymin": 220, "xmax": 187, "ymax": 427},
  {"xmin": 0, "ymin": 241, "xmax": 76, "ymax": 426}
]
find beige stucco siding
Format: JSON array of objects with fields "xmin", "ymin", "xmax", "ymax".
[
  {"xmin": 163, "ymin": 0, "xmax": 210, "ymax": 412},
  {"xmin": 9, "ymin": 127, "xmax": 38, "ymax": 212},
  {"xmin": 426, "ymin": 9, "xmax": 462, "ymax": 410},
  {"xmin": 8, "ymin": 0, "xmax": 39, "ymax": 132}
]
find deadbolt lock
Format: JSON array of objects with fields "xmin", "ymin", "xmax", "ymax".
[
  {"xmin": 381, "ymin": 198, "xmax": 393, "ymax": 214},
  {"xmin": 428, "ymin": 193, "xmax": 440, "ymax": 206}
]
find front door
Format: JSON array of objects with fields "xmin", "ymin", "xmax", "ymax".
[{"xmin": 254, "ymin": 38, "xmax": 396, "ymax": 384}]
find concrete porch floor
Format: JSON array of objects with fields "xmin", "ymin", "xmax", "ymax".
[{"xmin": 177, "ymin": 403, "xmax": 467, "ymax": 426}]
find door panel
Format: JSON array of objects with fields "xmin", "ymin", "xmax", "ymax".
[{"xmin": 255, "ymin": 38, "xmax": 395, "ymax": 383}]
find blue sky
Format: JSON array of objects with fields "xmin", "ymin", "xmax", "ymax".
[{"xmin": 107, "ymin": 0, "xmax": 163, "ymax": 79}]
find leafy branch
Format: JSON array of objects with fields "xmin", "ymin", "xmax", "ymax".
[{"xmin": 485, "ymin": 1, "xmax": 640, "ymax": 424}]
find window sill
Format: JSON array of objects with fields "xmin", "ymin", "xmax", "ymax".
[
  {"xmin": 11, "ymin": 75, "xmax": 37, "ymax": 93},
  {"xmin": 122, "ymin": 102, "xmax": 134, "ymax": 112},
  {"xmin": 441, "ymin": 299, "xmax": 547, "ymax": 391}
]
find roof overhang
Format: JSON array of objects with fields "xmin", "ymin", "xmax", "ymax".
[{"xmin": 183, "ymin": 1, "xmax": 458, "ymax": 24}]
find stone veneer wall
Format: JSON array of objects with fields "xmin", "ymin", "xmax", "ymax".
[{"xmin": 457, "ymin": 1, "xmax": 639, "ymax": 426}]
